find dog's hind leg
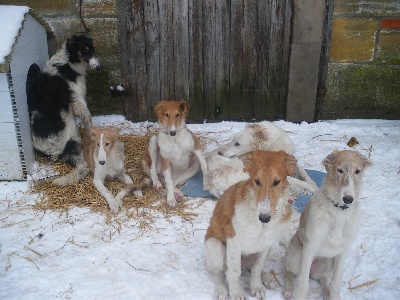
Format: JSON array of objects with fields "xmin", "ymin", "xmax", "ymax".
[
  {"xmin": 204, "ymin": 237, "xmax": 228, "ymax": 300},
  {"xmin": 148, "ymin": 135, "xmax": 162, "ymax": 190},
  {"xmin": 288, "ymin": 176, "xmax": 318, "ymax": 194},
  {"xmin": 296, "ymin": 166, "xmax": 318, "ymax": 190},
  {"xmin": 194, "ymin": 149, "xmax": 210, "ymax": 191},
  {"xmin": 52, "ymin": 162, "xmax": 90, "ymax": 186},
  {"xmin": 172, "ymin": 160, "xmax": 200, "ymax": 186}
]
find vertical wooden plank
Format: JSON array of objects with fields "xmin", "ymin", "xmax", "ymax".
[
  {"xmin": 174, "ymin": 0, "xmax": 190, "ymax": 102},
  {"xmin": 188, "ymin": 0, "xmax": 204, "ymax": 121},
  {"xmin": 203, "ymin": 0, "xmax": 216, "ymax": 121},
  {"xmin": 254, "ymin": 0, "xmax": 270, "ymax": 120},
  {"xmin": 314, "ymin": 0, "xmax": 333, "ymax": 121},
  {"xmin": 132, "ymin": 0, "xmax": 148, "ymax": 120},
  {"xmin": 242, "ymin": 0, "xmax": 257, "ymax": 120},
  {"xmin": 144, "ymin": 0, "xmax": 160, "ymax": 120},
  {"xmin": 266, "ymin": 0, "xmax": 280, "ymax": 119},
  {"xmin": 279, "ymin": 0, "xmax": 292, "ymax": 119},
  {"xmin": 117, "ymin": 0, "xmax": 137, "ymax": 121},
  {"xmin": 229, "ymin": 0, "xmax": 243, "ymax": 120},
  {"xmin": 159, "ymin": 1, "xmax": 175, "ymax": 100},
  {"xmin": 215, "ymin": 0, "xmax": 230, "ymax": 121}
]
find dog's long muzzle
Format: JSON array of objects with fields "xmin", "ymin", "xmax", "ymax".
[{"xmin": 89, "ymin": 57, "xmax": 101, "ymax": 70}]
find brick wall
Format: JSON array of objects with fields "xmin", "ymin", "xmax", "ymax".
[
  {"xmin": 322, "ymin": 0, "xmax": 400, "ymax": 119},
  {"xmin": 0, "ymin": 0, "xmax": 124, "ymax": 116}
]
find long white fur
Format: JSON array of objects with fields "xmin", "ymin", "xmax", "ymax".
[
  {"xmin": 207, "ymin": 121, "xmax": 318, "ymax": 198},
  {"xmin": 283, "ymin": 150, "xmax": 371, "ymax": 300}
]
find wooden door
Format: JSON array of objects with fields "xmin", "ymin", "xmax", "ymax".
[{"xmin": 118, "ymin": 0, "xmax": 292, "ymax": 122}]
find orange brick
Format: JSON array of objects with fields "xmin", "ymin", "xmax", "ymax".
[{"xmin": 381, "ymin": 19, "xmax": 400, "ymax": 29}]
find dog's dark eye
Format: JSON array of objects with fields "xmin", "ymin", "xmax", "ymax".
[
  {"xmin": 255, "ymin": 179, "xmax": 261, "ymax": 186},
  {"xmin": 176, "ymin": 113, "xmax": 180, "ymax": 117},
  {"xmin": 105, "ymin": 143, "xmax": 110, "ymax": 146},
  {"xmin": 337, "ymin": 168, "xmax": 343, "ymax": 173},
  {"xmin": 165, "ymin": 113, "xmax": 169, "ymax": 117},
  {"xmin": 355, "ymin": 169, "xmax": 360, "ymax": 174},
  {"xmin": 234, "ymin": 142, "xmax": 240, "ymax": 147},
  {"xmin": 96, "ymin": 143, "xmax": 100, "ymax": 147},
  {"xmin": 273, "ymin": 179, "xmax": 281, "ymax": 186}
]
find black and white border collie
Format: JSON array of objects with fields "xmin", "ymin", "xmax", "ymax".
[{"xmin": 26, "ymin": 35, "xmax": 100, "ymax": 166}]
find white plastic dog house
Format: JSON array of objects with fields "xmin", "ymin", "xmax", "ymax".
[{"xmin": 0, "ymin": 5, "xmax": 52, "ymax": 180}]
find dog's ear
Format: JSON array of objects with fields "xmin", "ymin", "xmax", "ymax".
[
  {"xmin": 284, "ymin": 153, "xmax": 298, "ymax": 177},
  {"xmin": 251, "ymin": 126, "xmax": 268, "ymax": 150},
  {"xmin": 242, "ymin": 152, "xmax": 255, "ymax": 173},
  {"xmin": 65, "ymin": 35, "xmax": 80, "ymax": 62},
  {"xmin": 323, "ymin": 150, "xmax": 339, "ymax": 172},
  {"xmin": 360, "ymin": 154, "xmax": 372, "ymax": 169},
  {"xmin": 107, "ymin": 127, "xmax": 120, "ymax": 139},
  {"xmin": 89, "ymin": 127, "xmax": 101, "ymax": 141},
  {"xmin": 178, "ymin": 99, "xmax": 189, "ymax": 115},
  {"xmin": 154, "ymin": 101, "xmax": 166, "ymax": 118}
]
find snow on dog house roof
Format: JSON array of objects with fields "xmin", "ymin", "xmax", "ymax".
[
  {"xmin": 0, "ymin": 5, "xmax": 52, "ymax": 180},
  {"xmin": 0, "ymin": 5, "xmax": 52, "ymax": 73}
]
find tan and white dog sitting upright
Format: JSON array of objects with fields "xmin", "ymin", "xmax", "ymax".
[
  {"xmin": 142, "ymin": 100, "xmax": 209, "ymax": 207},
  {"xmin": 84, "ymin": 126, "xmax": 137, "ymax": 213},
  {"xmin": 204, "ymin": 151, "xmax": 297, "ymax": 300},
  {"xmin": 283, "ymin": 150, "xmax": 371, "ymax": 300}
]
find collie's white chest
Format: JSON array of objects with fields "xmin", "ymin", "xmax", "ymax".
[{"xmin": 158, "ymin": 131, "xmax": 194, "ymax": 169}]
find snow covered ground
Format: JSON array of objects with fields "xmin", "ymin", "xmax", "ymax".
[{"xmin": 0, "ymin": 116, "xmax": 399, "ymax": 300}]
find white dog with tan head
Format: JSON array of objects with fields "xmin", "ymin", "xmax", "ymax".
[
  {"xmin": 84, "ymin": 127, "xmax": 136, "ymax": 213},
  {"xmin": 283, "ymin": 150, "xmax": 371, "ymax": 300},
  {"xmin": 141, "ymin": 100, "xmax": 209, "ymax": 207},
  {"xmin": 204, "ymin": 150, "xmax": 298, "ymax": 300}
]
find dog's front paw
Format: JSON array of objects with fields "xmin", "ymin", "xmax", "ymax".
[
  {"xmin": 261, "ymin": 271, "xmax": 278, "ymax": 290},
  {"xmin": 107, "ymin": 197, "xmax": 121, "ymax": 214},
  {"xmin": 153, "ymin": 181, "xmax": 162, "ymax": 190},
  {"xmin": 166, "ymin": 197, "xmax": 177, "ymax": 208},
  {"xmin": 133, "ymin": 189, "xmax": 143, "ymax": 198},
  {"xmin": 215, "ymin": 286, "xmax": 228, "ymax": 300},
  {"xmin": 174, "ymin": 188, "xmax": 184, "ymax": 202},
  {"xmin": 230, "ymin": 291, "xmax": 245, "ymax": 300},
  {"xmin": 251, "ymin": 284, "xmax": 266, "ymax": 300}
]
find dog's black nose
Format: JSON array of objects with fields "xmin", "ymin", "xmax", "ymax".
[
  {"xmin": 99, "ymin": 161, "xmax": 105, "ymax": 165},
  {"xmin": 170, "ymin": 131, "xmax": 176, "ymax": 136},
  {"xmin": 259, "ymin": 214, "xmax": 271, "ymax": 224},
  {"xmin": 217, "ymin": 151, "xmax": 223, "ymax": 156},
  {"xmin": 343, "ymin": 195, "xmax": 353, "ymax": 204}
]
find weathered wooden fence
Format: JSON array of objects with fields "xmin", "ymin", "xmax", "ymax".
[{"xmin": 118, "ymin": 0, "xmax": 292, "ymax": 122}]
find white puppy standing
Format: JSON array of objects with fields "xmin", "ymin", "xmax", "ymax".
[{"xmin": 283, "ymin": 150, "xmax": 371, "ymax": 300}]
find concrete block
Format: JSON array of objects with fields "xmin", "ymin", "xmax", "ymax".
[
  {"xmin": 323, "ymin": 63, "xmax": 400, "ymax": 119},
  {"xmin": 82, "ymin": 0, "xmax": 118, "ymax": 16},
  {"xmin": 334, "ymin": 0, "xmax": 400, "ymax": 17},
  {"xmin": 377, "ymin": 30, "xmax": 400, "ymax": 64},
  {"xmin": 330, "ymin": 18, "xmax": 378, "ymax": 62},
  {"xmin": 0, "ymin": 0, "xmax": 72, "ymax": 15}
]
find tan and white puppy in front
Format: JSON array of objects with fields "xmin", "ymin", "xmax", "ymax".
[
  {"xmin": 84, "ymin": 127, "xmax": 135, "ymax": 213},
  {"xmin": 283, "ymin": 150, "xmax": 371, "ymax": 300},
  {"xmin": 142, "ymin": 100, "xmax": 209, "ymax": 207},
  {"xmin": 204, "ymin": 151, "xmax": 297, "ymax": 300}
]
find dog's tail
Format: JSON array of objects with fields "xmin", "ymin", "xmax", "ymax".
[
  {"xmin": 115, "ymin": 177, "xmax": 152, "ymax": 203},
  {"xmin": 26, "ymin": 63, "xmax": 42, "ymax": 116}
]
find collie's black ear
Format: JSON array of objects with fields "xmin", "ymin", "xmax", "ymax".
[{"xmin": 66, "ymin": 35, "xmax": 80, "ymax": 63}]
